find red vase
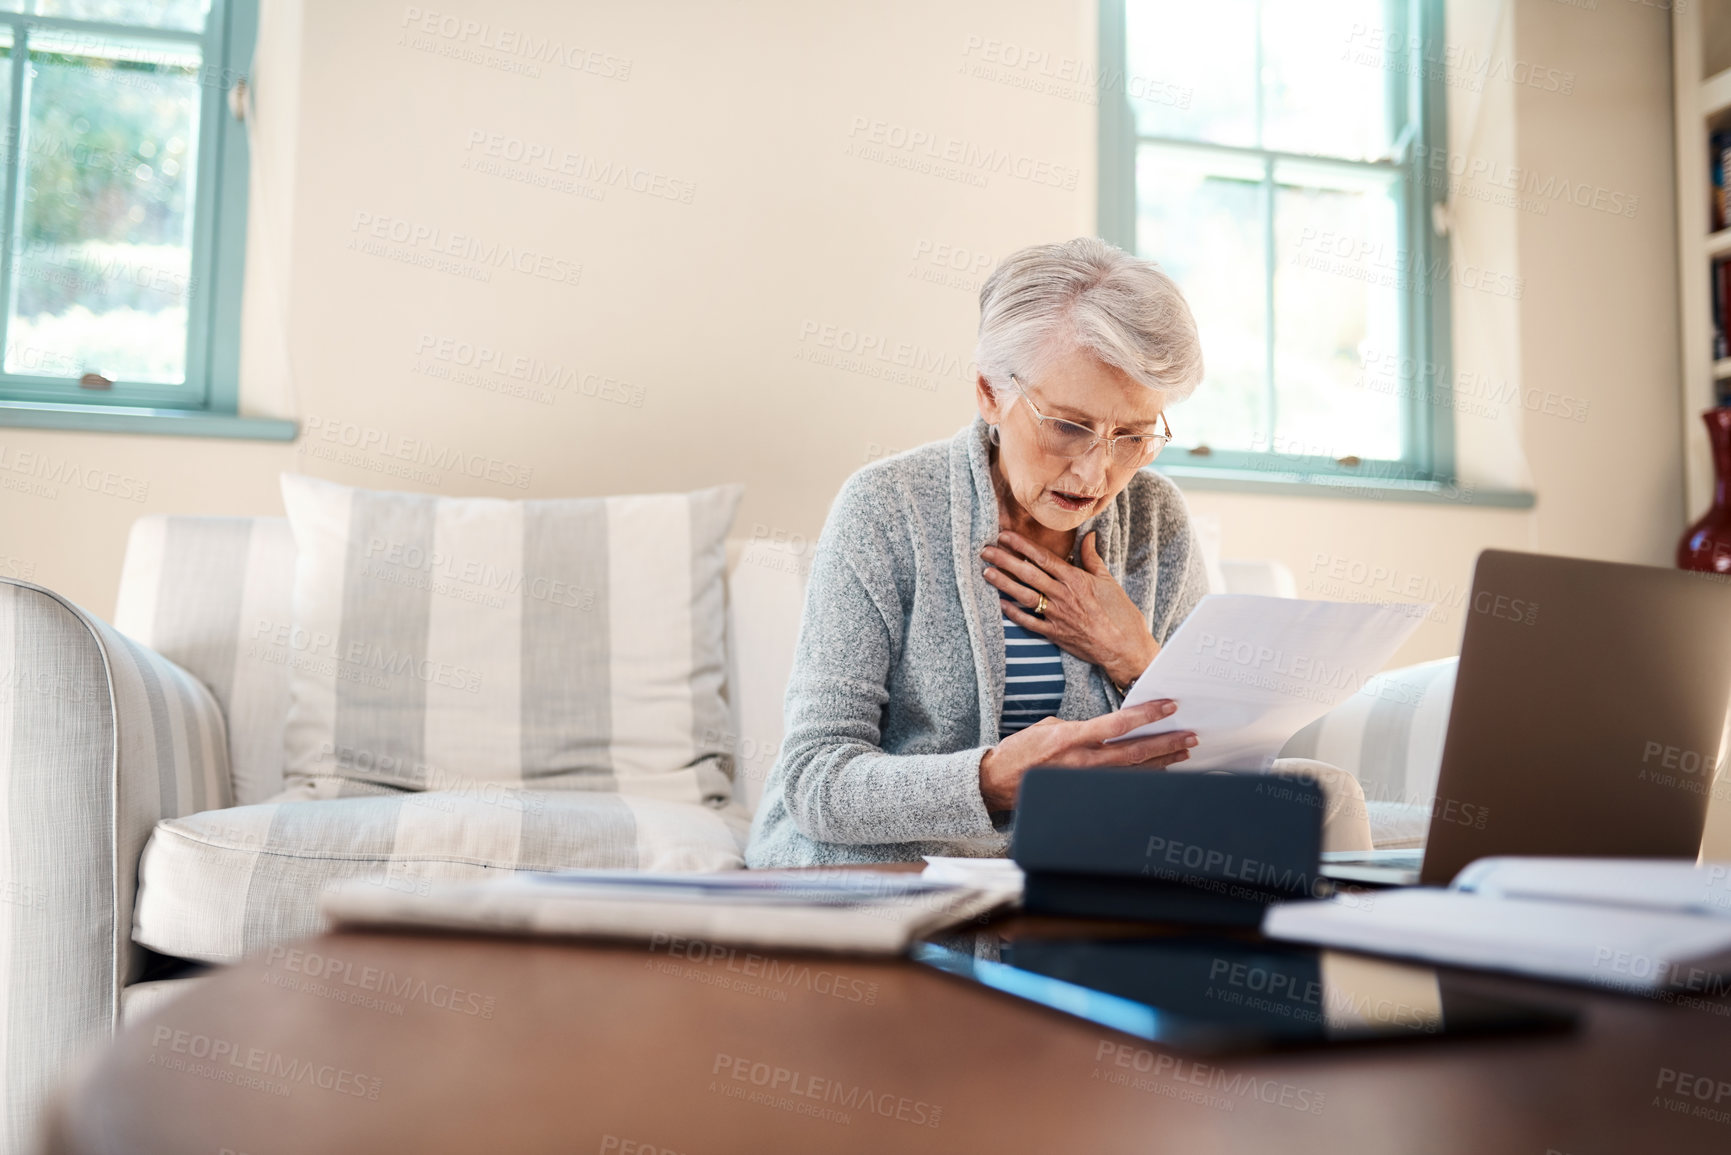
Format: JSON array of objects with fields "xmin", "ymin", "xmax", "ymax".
[{"xmin": 1678, "ymin": 408, "xmax": 1731, "ymax": 575}]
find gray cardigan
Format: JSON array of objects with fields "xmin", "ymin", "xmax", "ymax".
[{"xmin": 744, "ymin": 413, "xmax": 1210, "ymax": 867}]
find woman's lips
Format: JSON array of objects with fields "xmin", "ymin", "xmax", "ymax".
[{"xmin": 1049, "ymin": 489, "xmax": 1098, "ymax": 511}]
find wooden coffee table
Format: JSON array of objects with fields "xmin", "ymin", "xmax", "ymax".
[{"xmin": 42, "ymin": 914, "xmax": 1731, "ymax": 1154}]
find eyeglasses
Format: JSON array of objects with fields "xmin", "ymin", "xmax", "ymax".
[{"xmin": 1006, "ymin": 373, "xmax": 1173, "ymax": 468}]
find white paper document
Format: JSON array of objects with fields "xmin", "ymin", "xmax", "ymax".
[
  {"xmin": 1263, "ymin": 888, "xmax": 1731, "ymax": 994},
  {"xmin": 1103, "ymin": 594, "xmax": 1428, "ymax": 770},
  {"xmin": 921, "ymin": 856, "xmax": 1025, "ymax": 901},
  {"xmin": 1452, "ymin": 857, "xmax": 1731, "ymax": 920}
]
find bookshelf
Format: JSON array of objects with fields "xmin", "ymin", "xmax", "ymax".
[{"xmin": 1673, "ymin": 5, "xmax": 1731, "ymax": 518}]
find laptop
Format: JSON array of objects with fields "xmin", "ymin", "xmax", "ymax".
[{"xmin": 1319, "ymin": 549, "xmax": 1731, "ymax": 888}]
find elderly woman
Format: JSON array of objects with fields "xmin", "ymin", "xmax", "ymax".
[{"xmin": 746, "ymin": 237, "xmax": 1367, "ymax": 867}]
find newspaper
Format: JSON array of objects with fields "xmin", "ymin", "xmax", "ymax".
[{"xmin": 320, "ymin": 868, "xmax": 1014, "ymax": 955}]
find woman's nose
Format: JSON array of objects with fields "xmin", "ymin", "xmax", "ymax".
[{"xmin": 1069, "ymin": 446, "xmax": 1110, "ymax": 487}]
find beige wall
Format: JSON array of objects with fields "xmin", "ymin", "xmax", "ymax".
[
  {"xmin": 1512, "ymin": 0, "xmax": 1682, "ymax": 562},
  {"xmin": 0, "ymin": 0, "xmax": 1683, "ymax": 677}
]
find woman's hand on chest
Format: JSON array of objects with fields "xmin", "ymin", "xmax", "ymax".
[{"xmin": 980, "ymin": 529, "xmax": 1159, "ymax": 690}]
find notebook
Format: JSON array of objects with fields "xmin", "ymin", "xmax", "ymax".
[{"xmin": 1266, "ymin": 857, "xmax": 1731, "ymax": 994}]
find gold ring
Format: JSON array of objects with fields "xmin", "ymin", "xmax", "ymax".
[{"xmin": 1033, "ymin": 593, "xmax": 1048, "ymax": 616}]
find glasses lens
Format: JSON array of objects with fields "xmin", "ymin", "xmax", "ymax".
[
  {"xmin": 1035, "ymin": 418, "xmax": 1098, "ymax": 458},
  {"xmin": 1111, "ymin": 435, "xmax": 1168, "ymax": 468}
]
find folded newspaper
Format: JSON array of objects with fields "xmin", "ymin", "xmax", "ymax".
[{"xmin": 320, "ymin": 868, "xmax": 1018, "ymax": 955}]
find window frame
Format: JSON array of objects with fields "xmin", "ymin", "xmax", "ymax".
[
  {"xmin": 1098, "ymin": 0, "xmax": 1461, "ymax": 496},
  {"xmin": 0, "ymin": 0, "xmax": 291, "ymax": 439}
]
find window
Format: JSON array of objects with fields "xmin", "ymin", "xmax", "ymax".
[
  {"xmin": 0, "ymin": 0, "xmax": 283, "ymax": 437},
  {"xmin": 1099, "ymin": 0, "xmax": 1453, "ymax": 493}
]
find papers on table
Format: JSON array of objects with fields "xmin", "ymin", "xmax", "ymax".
[
  {"xmin": 1452, "ymin": 857, "xmax": 1731, "ymax": 919},
  {"xmin": 1104, "ymin": 594, "xmax": 1428, "ymax": 770},
  {"xmin": 320, "ymin": 868, "xmax": 1015, "ymax": 955},
  {"xmin": 1264, "ymin": 858, "xmax": 1731, "ymax": 994},
  {"xmin": 920, "ymin": 856, "xmax": 1024, "ymax": 903}
]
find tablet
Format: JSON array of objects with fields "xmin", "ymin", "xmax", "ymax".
[{"xmin": 912, "ymin": 930, "xmax": 1576, "ymax": 1055}]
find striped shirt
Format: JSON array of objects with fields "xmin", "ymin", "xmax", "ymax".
[{"xmin": 999, "ymin": 592, "xmax": 1064, "ymax": 735}]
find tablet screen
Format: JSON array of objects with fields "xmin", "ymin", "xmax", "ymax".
[{"xmin": 912, "ymin": 931, "xmax": 1576, "ymax": 1054}]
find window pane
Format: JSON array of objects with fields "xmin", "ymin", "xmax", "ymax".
[
  {"xmin": 1273, "ymin": 160, "xmax": 1404, "ymax": 462},
  {"xmin": 1127, "ymin": 0, "xmax": 1402, "ymax": 162},
  {"xmin": 9, "ymin": 31, "xmax": 202, "ymax": 384},
  {"xmin": 0, "ymin": 32, "xmax": 13, "ymax": 172},
  {"xmin": 1261, "ymin": 1, "xmax": 1396, "ymax": 161},
  {"xmin": 30, "ymin": 0, "xmax": 210, "ymax": 33},
  {"xmin": 1135, "ymin": 145, "xmax": 1267, "ymax": 453},
  {"xmin": 1125, "ymin": 0, "xmax": 1256, "ymax": 148}
]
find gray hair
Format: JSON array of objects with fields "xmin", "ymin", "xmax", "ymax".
[{"xmin": 974, "ymin": 236, "xmax": 1203, "ymax": 404}]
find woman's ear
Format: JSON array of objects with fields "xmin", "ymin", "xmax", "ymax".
[{"xmin": 975, "ymin": 374, "xmax": 1007, "ymax": 424}]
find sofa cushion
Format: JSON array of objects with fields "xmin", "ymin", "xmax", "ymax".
[
  {"xmin": 1279, "ymin": 657, "xmax": 1458, "ymax": 843},
  {"xmin": 121, "ymin": 976, "xmax": 208, "ymax": 1024},
  {"xmin": 114, "ymin": 515, "xmax": 297, "ymax": 805},
  {"xmin": 278, "ymin": 473, "xmax": 744, "ymax": 802},
  {"xmin": 134, "ymin": 785, "xmax": 751, "ymax": 963}
]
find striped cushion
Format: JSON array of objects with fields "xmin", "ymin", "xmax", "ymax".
[
  {"xmin": 133, "ymin": 786, "xmax": 751, "ymax": 964},
  {"xmin": 0, "ymin": 578, "xmax": 230, "ymax": 1151},
  {"xmin": 114, "ymin": 515, "xmax": 297, "ymax": 806},
  {"xmin": 278, "ymin": 474, "xmax": 744, "ymax": 802},
  {"xmin": 1279, "ymin": 657, "xmax": 1458, "ymax": 846}
]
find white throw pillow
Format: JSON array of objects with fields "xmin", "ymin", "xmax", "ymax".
[{"xmin": 277, "ymin": 473, "xmax": 744, "ymax": 803}]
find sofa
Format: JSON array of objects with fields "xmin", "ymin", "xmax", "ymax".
[{"xmin": 0, "ymin": 510, "xmax": 1456, "ymax": 1152}]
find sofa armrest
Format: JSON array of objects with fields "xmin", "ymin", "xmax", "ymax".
[{"xmin": 0, "ymin": 579, "xmax": 230, "ymax": 1150}]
